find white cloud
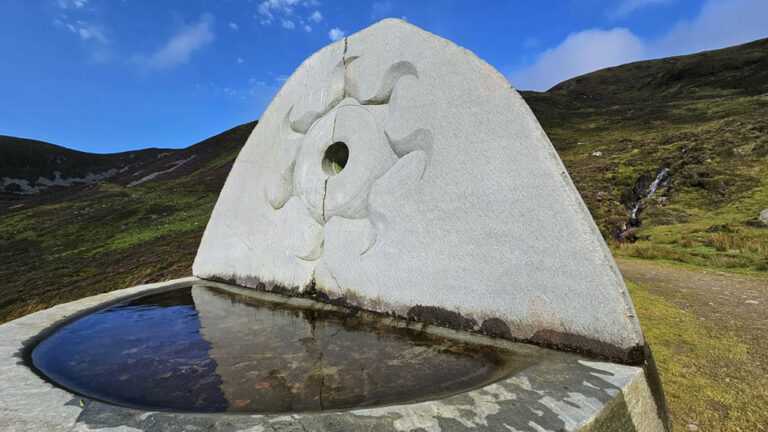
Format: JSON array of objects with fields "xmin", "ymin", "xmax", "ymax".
[
  {"xmin": 237, "ymin": 57, "xmax": 245, "ymax": 64},
  {"xmin": 303, "ymin": 0, "xmax": 320, "ymax": 6},
  {"xmin": 257, "ymin": 0, "xmax": 299, "ymax": 25},
  {"xmin": 649, "ymin": 0, "xmax": 768, "ymax": 57},
  {"xmin": 509, "ymin": 0, "xmax": 768, "ymax": 91},
  {"xmin": 52, "ymin": 18, "xmax": 110, "ymax": 63},
  {"xmin": 53, "ymin": 19, "xmax": 107, "ymax": 43},
  {"xmin": 77, "ymin": 27, "xmax": 101, "ymax": 42},
  {"xmin": 281, "ymin": 19, "xmax": 295, "ymax": 29},
  {"xmin": 510, "ymin": 28, "xmax": 645, "ymax": 90},
  {"xmin": 229, "ymin": 22, "xmax": 238, "ymax": 30},
  {"xmin": 308, "ymin": 10, "xmax": 322, "ymax": 22},
  {"xmin": 328, "ymin": 27, "xmax": 345, "ymax": 41},
  {"xmin": 56, "ymin": 0, "xmax": 88, "ymax": 9},
  {"xmin": 75, "ymin": 21, "xmax": 107, "ymax": 43},
  {"xmin": 610, "ymin": 0, "xmax": 671, "ymax": 19},
  {"xmin": 53, "ymin": 19, "xmax": 74, "ymax": 33},
  {"xmin": 304, "ymin": 25, "xmax": 312, "ymax": 32},
  {"xmin": 131, "ymin": 14, "xmax": 215, "ymax": 71}
]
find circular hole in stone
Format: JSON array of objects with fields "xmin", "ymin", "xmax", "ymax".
[{"xmin": 322, "ymin": 142, "xmax": 349, "ymax": 176}]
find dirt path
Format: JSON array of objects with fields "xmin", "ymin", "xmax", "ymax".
[
  {"xmin": 617, "ymin": 258, "xmax": 768, "ymax": 348},
  {"xmin": 616, "ymin": 258, "xmax": 768, "ymax": 431}
]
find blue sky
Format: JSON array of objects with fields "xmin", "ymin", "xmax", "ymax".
[{"xmin": 1, "ymin": 0, "xmax": 767, "ymax": 153}]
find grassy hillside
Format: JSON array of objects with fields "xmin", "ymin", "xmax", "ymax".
[
  {"xmin": 0, "ymin": 122, "xmax": 254, "ymax": 321},
  {"xmin": 522, "ymin": 37, "xmax": 768, "ymax": 272}
]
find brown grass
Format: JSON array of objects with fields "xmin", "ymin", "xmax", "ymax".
[{"xmin": 710, "ymin": 232, "xmax": 733, "ymax": 251}]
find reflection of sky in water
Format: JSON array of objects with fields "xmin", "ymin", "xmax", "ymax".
[{"xmin": 32, "ymin": 285, "xmax": 527, "ymax": 413}]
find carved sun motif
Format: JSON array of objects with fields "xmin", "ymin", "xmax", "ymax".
[{"xmin": 264, "ymin": 60, "xmax": 432, "ymax": 259}]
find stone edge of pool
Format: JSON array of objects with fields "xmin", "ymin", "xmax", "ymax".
[{"xmin": 0, "ymin": 277, "xmax": 666, "ymax": 432}]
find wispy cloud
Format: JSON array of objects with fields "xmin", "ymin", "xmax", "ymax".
[
  {"xmin": 56, "ymin": 0, "xmax": 88, "ymax": 9},
  {"xmin": 131, "ymin": 14, "xmax": 215, "ymax": 71},
  {"xmin": 371, "ymin": 1, "xmax": 393, "ymax": 19},
  {"xmin": 509, "ymin": 0, "xmax": 768, "ymax": 91},
  {"xmin": 257, "ymin": 0, "xmax": 324, "ymax": 31},
  {"xmin": 237, "ymin": 57, "xmax": 245, "ymax": 64},
  {"xmin": 257, "ymin": 0, "xmax": 299, "ymax": 25},
  {"xmin": 510, "ymin": 28, "xmax": 644, "ymax": 91},
  {"xmin": 610, "ymin": 0, "xmax": 672, "ymax": 19},
  {"xmin": 522, "ymin": 37, "xmax": 538, "ymax": 49},
  {"xmin": 52, "ymin": 17, "xmax": 110, "ymax": 62},
  {"xmin": 281, "ymin": 19, "xmax": 295, "ymax": 29},
  {"xmin": 229, "ymin": 22, "xmax": 238, "ymax": 30},
  {"xmin": 328, "ymin": 27, "xmax": 345, "ymax": 41},
  {"xmin": 53, "ymin": 18, "xmax": 107, "ymax": 42},
  {"xmin": 649, "ymin": 0, "xmax": 768, "ymax": 57},
  {"xmin": 308, "ymin": 10, "xmax": 322, "ymax": 22}
]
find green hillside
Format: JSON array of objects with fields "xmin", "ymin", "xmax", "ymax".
[
  {"xmin": 0, "ymin": 122, "xmax": 254, "ymax": 321},
  {"xmin": 522, "ymin": 37, "xmax": 768, "ymax": 271}
]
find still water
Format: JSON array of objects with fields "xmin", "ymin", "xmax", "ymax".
[{"xmin": 32, "ymin": 284, "xmax": 528, "ymax": 413}]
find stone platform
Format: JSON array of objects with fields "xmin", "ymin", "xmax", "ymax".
[{"xmin": 0, "ymin": 278, "xmax": 668, "ymax": 432}]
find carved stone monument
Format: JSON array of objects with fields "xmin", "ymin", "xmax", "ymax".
[{"xmin": 195, "ymin": 18, "xmax": 643, "ymax": 363}]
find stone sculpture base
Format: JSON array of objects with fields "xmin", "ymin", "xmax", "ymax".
[{"xmin": 0, "ymin": 278, "xmax": 669, "ymax": 432}]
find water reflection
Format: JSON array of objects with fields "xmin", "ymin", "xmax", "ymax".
[{"xmin": 32, "ymin": 284, "xmax": 529, "ymax": 413}]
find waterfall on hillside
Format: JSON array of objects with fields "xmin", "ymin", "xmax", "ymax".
[{"xmin": 630, "ymin": 167, "xmax": 669, "ymax": 222}]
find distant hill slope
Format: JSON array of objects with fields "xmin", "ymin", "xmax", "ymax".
[
  {"xmin": 0, "ymin": 122, "xmax": 255, "ymax": 198},
  {"xmin": 520, "ymin": 37, "xmax": 768, "ymax": 270},
  {"xmin": 526, "ymin": 37, "xmax": 768, "ymax": 106},
  {"xmin": 1, "ymin": 38, "xmax": 767, "ymax": 325}
]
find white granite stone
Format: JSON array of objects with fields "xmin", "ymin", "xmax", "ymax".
[{"xmin": 193, "ymin": 19, "xmax": 644, "ymax": 361}]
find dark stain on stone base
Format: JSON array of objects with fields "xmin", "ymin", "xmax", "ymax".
[
  {"xmin": 199, "ymin": 277, "xmax": 647, "ymax": 364},
  {"xmin": 480, "ymin": 318, "xmax": 512, "ymax": 339},
  {"xmin": 406, "ymin": 305, "xmax": 477, "ymax": 331},
  {"xmin": 530, "ymin": 329, "xmax": 645, "ymax": 364},
  {"xmin": 313, "ymin": 290, "xmax": 360, "ymax": 315},
  {"xmin": 643, "ymin": 344, "xmax": 673, "ymax": 430}
]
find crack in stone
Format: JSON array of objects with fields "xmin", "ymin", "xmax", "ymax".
[
  {"xmin": 326, "ymin": 263, "xmax": 342, "ymax": 291},
  {"xmin": 321, "ymin": 177, "xmax": 328, "ymax": 221},
  {"xmin": 342, "ymin": 37, "xmax": 348, "ymax": 98}
]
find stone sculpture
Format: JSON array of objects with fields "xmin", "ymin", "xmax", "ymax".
[{"xmin": 194, "ymin": 19, "xmax": 644, "ymax": 362}]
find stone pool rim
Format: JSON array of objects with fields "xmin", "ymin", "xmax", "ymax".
[{"xmin": 0, "ymin": 277, "xmax": 669, "ymax": 431}]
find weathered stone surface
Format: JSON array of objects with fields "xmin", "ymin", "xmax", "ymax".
[
  {"xmin": 193, "ymin": 19, "xmax": 644, "ymax": 361},
  {"xmin": 760, "ymin": 208, "xmax": 768, "ymax": 224},
  {"xmin": 0, "ymin": 278, "xmax": 667, "ymax": 431}
]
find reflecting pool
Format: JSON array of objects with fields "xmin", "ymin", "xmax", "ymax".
[{"xmin": 32, "ymin": 284, "xmax": 530, "ymax": 413}]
